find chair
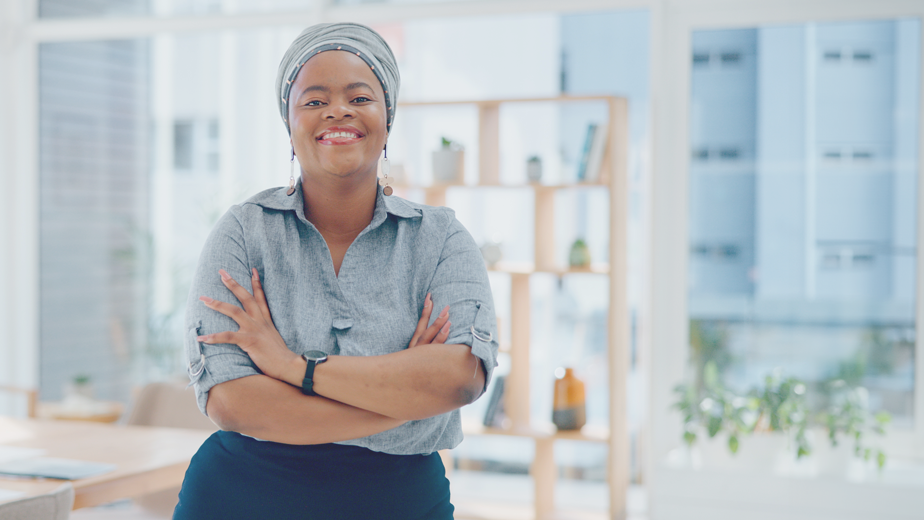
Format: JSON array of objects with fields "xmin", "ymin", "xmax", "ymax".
[
  {"xmin": 0, "ymin": 386, "xmax": 38, "ymax": 418},
  {"xmin": 0, "ymin": 483, "xmax": 74, "ymax": 520},
  {"xmin": 126, "ymin": 381, "xmax": 217, "ymax": 517}
]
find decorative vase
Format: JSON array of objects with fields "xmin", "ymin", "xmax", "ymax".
[
  {"xmin": 480, "ymin": 239, "xmax": 503, "ymax": 267},
  {"xmin": 552, "ymin": 367, "xmax": 586, "ymax": 430},
  {"xmin": 568, "ymin": 238, "xmax": 592, "ymax": 268},
  {"xmin": 526, "ymin": 156, "xmax": 542, "ymax": 182}
]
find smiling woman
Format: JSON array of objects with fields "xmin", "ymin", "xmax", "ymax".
[{"xmin": 172, "ymin": 23, "xmax": 499, "ymax": 520}]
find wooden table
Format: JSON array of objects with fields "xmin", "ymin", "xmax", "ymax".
[{"xmin": 0, "ymin": 417, "xmax": 212, "ymax": 509}]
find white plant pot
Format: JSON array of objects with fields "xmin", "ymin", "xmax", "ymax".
[
  {"xmin": 812, "ymin": 438, "xmax": 854, "ymax": 477},
  {"xmin": 697, "ymin": 431, "xmax": 788, "ymax": 472},
  {"xmin": 432, "ymin": 149, "xmax": 464, "ymax": 184}
]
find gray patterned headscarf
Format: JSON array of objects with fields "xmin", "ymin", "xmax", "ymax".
[{"xmin": 276, "ymin": 22, "xmax": 400, "ymax": 136}]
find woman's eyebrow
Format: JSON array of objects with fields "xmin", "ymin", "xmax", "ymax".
[
  {"xmin": 297, "ymin": 83, "xmax": 373, "ymax": 99},
  {"xmin": 298, "ymin": 85, "xmax": 329, "ymax": 98},
  {"xmin": 345, "ymin": 82, "xmax": 374, "ymax": 91}
]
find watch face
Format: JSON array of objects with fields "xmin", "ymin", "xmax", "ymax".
[{"xmin": 303, "ymin": 350, "xmax": 328, "ymax": 362}]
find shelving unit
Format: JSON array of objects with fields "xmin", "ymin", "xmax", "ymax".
[{"xmin": 398, "ymin": 96, "xmax": 629, "ymax": 520}]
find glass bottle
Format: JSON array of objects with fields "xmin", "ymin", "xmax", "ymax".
[{"xmin": 552, "ymin": 367, "xmax": 586, "ymax": 430}]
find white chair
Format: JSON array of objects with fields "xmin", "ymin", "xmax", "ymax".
[
  {"xmin": 0, "ymin": 483, "xmax": 74, "ymax": 520},
  {"xmin": 0, "ymin": 385, "xmax": 38, "ymax": 418},
  {"xmin": 125, "ymin": 381, "xmax": 217, "ymax": 518}
]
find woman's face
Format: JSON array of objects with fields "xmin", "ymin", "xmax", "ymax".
[{"xmin": 288, "ymin": 50, "xmax": 388, "ymax": 183}]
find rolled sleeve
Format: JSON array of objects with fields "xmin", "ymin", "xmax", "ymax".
[
  {"xmin": 428, "ymin": 217, "xmax": 499, "ymax": 396},
  {"xmin": 185, "ymin": 209, "xmax": 260, "ymax": 415}
]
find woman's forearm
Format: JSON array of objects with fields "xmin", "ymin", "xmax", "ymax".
[
  {"xmin": 206, "ymin": 374, "xmax": 406, "ymax": 444},
  {"xmin": 280, "ymin": 343, "xmax": 485, "ymax": 421}
]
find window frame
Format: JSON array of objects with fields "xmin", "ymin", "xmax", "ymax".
[{"xmin": 648, "ymin": 0, "xmax": 924, "ymax": 480}]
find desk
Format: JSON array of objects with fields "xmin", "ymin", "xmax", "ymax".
[{"xmin": 0, "ymin": 417, "xmax": 211, "ymax": 509}]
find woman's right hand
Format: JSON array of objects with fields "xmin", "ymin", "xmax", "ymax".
[{"xmin": 408, "ymin": 293, "xmax": 451, "ymax": 348}]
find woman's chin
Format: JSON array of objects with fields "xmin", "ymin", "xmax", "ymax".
[{"xmin": 313, "ymin": 163, "xmax": 376, "ymax": 181}]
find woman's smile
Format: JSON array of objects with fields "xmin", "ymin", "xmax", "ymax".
[{"xmin": 316, "ymin": 125, "xmax": 365, "ymax": 145}]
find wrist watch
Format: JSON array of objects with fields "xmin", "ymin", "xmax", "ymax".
[{"xmin": 301, "ymin": 350, "xmax": 329, "ymax": 396}]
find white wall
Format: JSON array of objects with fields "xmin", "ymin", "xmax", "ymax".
[{"xmin": 0, "ymin": 0, "xmax": 39, "ymax": 415}]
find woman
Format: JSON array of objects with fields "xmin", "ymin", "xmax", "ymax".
[{"xmin": 174, "ymin": 23, "xmax": 498, "ymax": 519}]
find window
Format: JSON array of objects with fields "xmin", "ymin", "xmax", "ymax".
[{"xmin": 688, "ymin": 20, "xmax": 920, "ymax": 429}]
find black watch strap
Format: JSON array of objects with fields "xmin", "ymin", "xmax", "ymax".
[{"xmin": 301, "ymin": 352, "xmax": 327, "ymax": 396}]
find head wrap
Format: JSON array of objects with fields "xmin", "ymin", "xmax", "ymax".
[{"xmin": 276, "ymin": 22, "xmax": 400, "ymax": 136}]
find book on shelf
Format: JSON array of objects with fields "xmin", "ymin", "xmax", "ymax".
[
  {"xmin": 576, "ymin": 122, "xmax": 608, "ymax": 183},
  {"xmin": 482, "ymin": 375, "xmax": 507, "ymax": 428}
]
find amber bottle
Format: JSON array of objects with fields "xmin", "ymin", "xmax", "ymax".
[{"xmin": 552, "ymin": 367, "xmax": 586, "ymax": 430}]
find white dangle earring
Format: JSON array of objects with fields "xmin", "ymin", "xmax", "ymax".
[
  {"xmin": 379, "ymin": 144, "xmax": 392, "ymax": 196},
  {"xmin": 286, "ymin": 147, "xmax": 297, "ymax": 196}
]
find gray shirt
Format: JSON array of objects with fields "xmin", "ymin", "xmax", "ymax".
[{"xmin": 184, "ymin": 182, "xmax": 499, "ymax": 455}]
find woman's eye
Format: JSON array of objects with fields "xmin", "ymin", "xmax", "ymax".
[
  {"xmin": 305, "ymin": 100, "xmax": 323, "ymax": 107},
  {"xmin": 352, "ymin": 96, "xmax": 371, "ymax": 103}
]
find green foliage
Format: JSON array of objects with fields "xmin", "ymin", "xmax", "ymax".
[
  {"xmin": 818, "ymin": 381, "xmax": 891, "ymax": 470},
  {"xmin": 674, "ymin": 364, "xmax": 890, "ymax": 469},
  {"xmin": 689, "ymin": 320, "xmax": 734, "ymax": 391},
  {"xmin": 755, "ymin": 370, "xmax": 810, "ymax": 457},
  {"xmin": 440, "ymin": 137, "xmax": 463, "ymax": 150},
  {"xmin": 673, "ymin": 361, "xmax": 761, "ymax": 456}
]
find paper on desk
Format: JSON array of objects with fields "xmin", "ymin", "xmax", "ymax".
[
  {"xmin": 0, "ymin": 458, "xmax": 116, "ymax": 480},
  {"xmin": 0, "ymin": 488, "xmax": 26, "ymax": 501},
  {"xmin": 0, "ymin": 488, "xmax": 26, "ymax": 502},
  {"xmin": 0, "ymin": 446, "xmax": 46, "ymax": 464}
]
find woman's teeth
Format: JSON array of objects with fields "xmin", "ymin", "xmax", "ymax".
[{"xmin": 321, "ymin": 132, "xmax": 359, "ymax": 139}]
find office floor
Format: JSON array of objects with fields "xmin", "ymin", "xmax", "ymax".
[{"xmin": 69, "ymin": 471, "xmax": 648, "ymax": 520}]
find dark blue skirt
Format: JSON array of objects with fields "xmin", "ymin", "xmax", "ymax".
[{"xmin": 173, "ymin": 431, "xmax": 454, "ymax": 520}]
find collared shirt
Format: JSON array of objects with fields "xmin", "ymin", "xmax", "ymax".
[{"xmin": 184, "ymin": 182, "xmax": 498, "ymax": 455}]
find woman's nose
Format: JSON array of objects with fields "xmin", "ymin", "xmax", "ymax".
[{"xmin": 324, "ymin": 99, "xmax": 354, "ymax": 119}]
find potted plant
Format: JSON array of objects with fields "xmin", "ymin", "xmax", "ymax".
[
  {"xmin": 815, "ymin": 381, "xmax": 890, "ymax": 473},
  {"xmin": 432, "ymin": 137, "xmax": 464, "ymax": 184},
  {"xmin": 526, "ymin": 155, "xmax": 542, "ymax": 182},
  {"xmin": 674, "ymin": 363, "xmax": 889, "ymax": 472},
  {"xmin": 568, "ymin": 238, "xmax": 591, "ymax": 269}
]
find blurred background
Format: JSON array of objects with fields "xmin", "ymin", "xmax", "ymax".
[{"xmin": 0, "ymin": 1, "xmax": 922, "ymax": 519}]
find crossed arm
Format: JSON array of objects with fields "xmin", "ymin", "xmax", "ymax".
[{"xmin": 198, "ymin": 268, "xmax": 485, "ymax": 445}]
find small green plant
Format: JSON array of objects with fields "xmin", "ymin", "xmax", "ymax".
[
  {"xmin": 674, "ymin": 364, "xmax": 888, "ymax": 468},
  {"xmin": 818, "ymin": 380, "xmax": 891, "ymax": 470},
  {"xmin": 568, "ymin": 238, "xmax": 592, "ymax": 268},
  {"xmin": 72, "ymin": 374, "xmax": 92, "ymax": 386},
  {"xmin": 754, "ymin": 369, "xmax": 810, "ymax": 457},
  {"xmin": 440, "ymin": 137, "xmax": 463, "ymax": 150}
]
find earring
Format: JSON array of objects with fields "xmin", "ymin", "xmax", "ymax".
[
  {"xmin": 380, "ymin": 144, "xmax": 392, "ymax": 196},
  {"xmin": 286, "ymin": 147, "xmax": 296, "ymax": 196}
]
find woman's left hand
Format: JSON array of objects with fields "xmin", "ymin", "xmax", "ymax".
[{"xmin": 197, "ymin": 268, "xmax": 300, "ymax": 382}]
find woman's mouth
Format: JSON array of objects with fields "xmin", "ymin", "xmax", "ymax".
[{"xmin": 317, "ymin": 128, "xmax": 365, "ymax": 145}]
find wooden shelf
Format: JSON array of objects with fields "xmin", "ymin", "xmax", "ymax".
[
  {"xmin": 399, "ymin": 94, "xmax": 621, "ymax": 107},
  {"xmin": 396, "ymin": 94, "xmax": 630, "ymax": 520},
  {"xmin": 486, "ymin": 262, "xmax": 610, "ymax": 276},
  {"xmin": 454, "ymin": 500, "xmax": 607, "ymax": 520},
  {"xmin": 462, "ymin": 419, "xmax": 610, "ymax": 443},
  {"xmin": 392, "ymin": 182, "xmax": 609, "ymax": 191}
]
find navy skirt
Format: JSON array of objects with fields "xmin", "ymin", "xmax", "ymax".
[{"xmin": 173, "ymin": 431, "xmax": 454, "ymax": 520}]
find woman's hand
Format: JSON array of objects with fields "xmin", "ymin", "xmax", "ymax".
[
  {"xmin": 197, "ymin": 268, "xmax": 301, "ymax": 382},
  {"xmin": 408, "ymin": 293, "xmax": 451, "ymax": 348}
]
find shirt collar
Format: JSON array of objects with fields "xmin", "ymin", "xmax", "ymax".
[{"xmin": 247, "ymin": 179, "xmax": 422, "ymax": 223}]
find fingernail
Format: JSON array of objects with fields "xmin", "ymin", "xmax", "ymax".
[
  {"xmin": 441, "ymin": 321, "xmax": 451, "ymax": 333},
  {"xmin": 252, "ymin": 268, "xmax": 258, "ymax": 279},
  {"xmin": 439, "ymin": 306, "xmax": 449, "ymax": 318},
  {"xmin": 196, "ymin": 335, "xmax": 209, "ymax": 343},
  {"xmin": 425, "ymin": 294, "xmax": 432, "ymax": 308},
  {"xmin": 199, "ymin": 296, "xmax": 214, "ymax": 304},
  {"xmin": 219, "ymin": 269, "xmax": 230, "ymax": 281}
]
